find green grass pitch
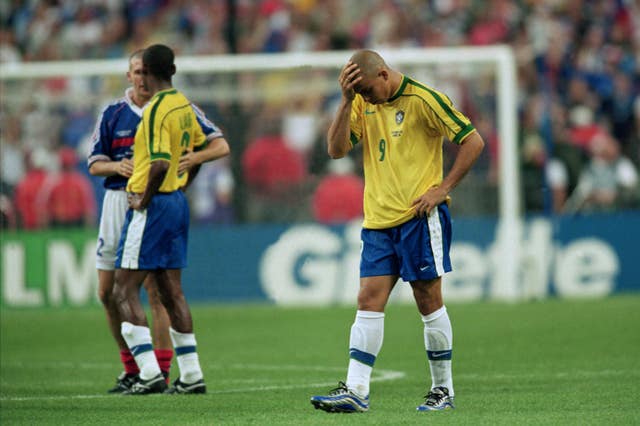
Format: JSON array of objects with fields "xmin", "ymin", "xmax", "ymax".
[{"xmin": 1, "ymin": 295, "xmax": 639, "ymax": 425}]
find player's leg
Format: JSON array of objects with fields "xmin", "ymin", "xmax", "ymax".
[
  {"xmin": 113, "ymin": 267, "xmax": 167, "ymax": 394},
  {"xmin": 97, "ymin": 269, "xmax": 139, "ymax": 392},
  {"xmin": 404, "ymin": 205, "xmax": 454, "ymax": 411},
  {"xmin": 154, "ymin": 268, "xmax": 206, "ymax": 394},
  {"xmin": 348, "ymin": 275, "xmax": 396, "ymax": 396},
  {"xmin": 310, "ymin": 275, "xmax": 395, "ymax": 413},
  {"xmin": 96, "ymin": 190, "xmax": 138, "ymax": 392},
  {"xmin": 411, "ymin": 278, "xmax": 455, "ymax": 411},
  {"xmin": 143, "ymin": 275, "xmax": 173, "ymax": 382},
  {"xmin": 311, "ymin": 227, "xmax": 399, "ymax": 413}
]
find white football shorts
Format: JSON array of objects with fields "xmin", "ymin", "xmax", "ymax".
[{"xmin": 96, "ymin": 189, "xmax": 129, "ymax": 270}]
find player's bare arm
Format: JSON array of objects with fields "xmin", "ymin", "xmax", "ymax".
[
  {"xmin": 89, "ymin": 158, "xmax": 134, "ymax": 178},
  {"xmin": 412, "ymin": 132, "xmax": 485, "ymax": 216},
  {"xmin": 177, "ymin": 137, "xmax": 230, "ymax": 175},
  {"xmin": 327, "ymin": 62, "xmax": 362, "ymax": 159},
  {"xmin": 129, "ymin": 160, "xmax": 169, "ymax": 210}
]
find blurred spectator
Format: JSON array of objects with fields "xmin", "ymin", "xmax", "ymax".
[
  {"xmin": 20, "ymin": 98, "xmax": 64, "ymax": 152},
  {"xmin": 567, "ymin": 105, "xmax": 603, "ymax": 151},
  {"xmin": 521, "ymin": 127, "xmax": 547, "ymax": 213},
  {"xmin": 61, "ymin": 103, "xmax": 96, "ymax": 150},
  {"xmin": 0, "ymin": 116, "xmax": 26, "ymax": 195},
  {"xmin": 22, "ymin": 2, "xmax": 61, "ymax": 61},
  {"xmin": 601, "ymin": 71, "xmax": 638, "ymax": 161},
  {"xmin": 60, "ymin": 4, "xmax": 104, "ymax": 59},
  {"xmin": 13, "ymin": 148, "xmax": 54, "ymax": 229},
  {"xmin": 242, "ymin": 134, "xmax": 306, "ymax": 195},
  {"xmin": 0, "ymin": 27, "xmax": 22, "ymax": 63},
  {"xmin": 0, "ymin": 193, "xmax": 17, "ymax": 230},
  {"xmin": 546, "ymin": 128, "xmax": 587, "ymax": 214},
  {"xmin": 190, "ymin": 158, "xmax": 235, "ymax": 225},
  {"xmin": 241, "ymin": 115, "xmax": 307, "ymax": 222},
  {"xmin": 3, "ymin": 0, "xmax": 639, "ymax": 223},
  {"xmin": 565, "ymin": 131, "xmax": 639, "ymax": 213},
  {"xmin": 312, "ymin": 156, "xmax": 364, "ymax": 224},
  {"xmin": 37, "ymin": 147, "xmax": 97, "ymax": 228}
]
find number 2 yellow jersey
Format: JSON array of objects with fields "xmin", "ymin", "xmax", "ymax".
[
  {"xmin": 349, "ymin": 75, "xmax": 476, "ymax": 229},
  {"xmin": 127, "ymin": 88, "xmax": 207, "ymax": 193}
]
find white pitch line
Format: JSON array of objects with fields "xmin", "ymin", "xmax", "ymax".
[
  {"xmin": 0, "ymin": 366, "xmax": 405, "ymax": 402},
  {"xmin": 4, "ymin": 367, "xmax": 635, "ymax": 403}
]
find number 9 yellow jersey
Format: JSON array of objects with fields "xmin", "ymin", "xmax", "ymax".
[{"xmin": 349, "ymin": 75, "xmax": 476, "ymax": 229}]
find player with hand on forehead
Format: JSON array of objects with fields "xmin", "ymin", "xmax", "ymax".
[{"xmin": 310, "ymin": 49, "xmax": 484, "ymax": 413}]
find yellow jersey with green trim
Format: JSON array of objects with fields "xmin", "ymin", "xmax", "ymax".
[
  {"xmin": 127, "ymin": 88, "xmax": 207, "ymax": 193},
  {"xmin": 349, "ymin": 75, "xmax": 476, "ymax": 229}
]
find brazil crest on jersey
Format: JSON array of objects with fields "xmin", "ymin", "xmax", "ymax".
[
  {"xmin": 127, "ymin": 88, "xmax": 207, "ymax": 193},
  {"xmin": 349, "ymin": 75, "xmax": 476, "ymax": 229}
]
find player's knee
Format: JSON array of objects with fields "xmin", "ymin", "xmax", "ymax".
[
  {"xmin": 111, "ymin": 284, "xmax": 126, "ymax": 306},
  {"xmin": 97, "ymin": 286, "xmax": 113, "ymax": 307},
  {"xmin": 356, "ymin": 292, "xmax": 386, "ymax": 311}
]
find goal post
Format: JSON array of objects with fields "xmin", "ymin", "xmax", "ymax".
[{"xmin": 0, "ymin": 46, "xmax": 521, "ymax": 300}]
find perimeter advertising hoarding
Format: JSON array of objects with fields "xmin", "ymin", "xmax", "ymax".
[{"xmin": 1, "ymin": 212, "xmax": 638, "ymax": 307}]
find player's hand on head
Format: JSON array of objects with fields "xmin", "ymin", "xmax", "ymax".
[
  {"xmin": 339, "ymin": 61, "xmax": 362, "ymax": 101},
  {"xmin": 412, "ymin": 185, "xmax": 447, "ymax": 217},
  {"xmin": 118, "ymin": 158, "xmax": 134, "ymax": 177}
]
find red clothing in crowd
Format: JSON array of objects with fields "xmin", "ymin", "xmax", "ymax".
[
  {"xmin": 39, "ymin": 148, "xmax": 96, "ymax": 227},
  {"xmin": 40, "ymin": 170, "xmax": 96, "ymax": 226},
  {"xmin": 14, "ymin": 169, "xmax": 49, "ymax": 229},
  {"xmin": 312, "ymin": 174, "xmax": 364, "ymax": 224},
  {"xmin": 242, "ymin": 135, "xmax": 306, "ymax": 194}
]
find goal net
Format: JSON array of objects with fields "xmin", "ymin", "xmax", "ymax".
[{"xmin": 0, "ymin": 46, "xmax": 520, "ymax": 299}]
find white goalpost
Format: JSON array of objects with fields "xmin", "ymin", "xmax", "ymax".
[{"xmin": 0, "ymin": 46, "xmax": 521, "ymax": 300}]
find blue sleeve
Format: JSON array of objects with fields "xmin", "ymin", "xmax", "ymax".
[
  {"xmin": 191, "ymin": 103, "xmax": 223, "ymax": 143},
  {"xmin": 87, "ymin": 105, "xmax": 114, "ymax": 168}
]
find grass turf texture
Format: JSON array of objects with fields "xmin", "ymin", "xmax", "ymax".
[{"xmin": 1, "ymin": 295, "xmax": 639, "ymax": 425}]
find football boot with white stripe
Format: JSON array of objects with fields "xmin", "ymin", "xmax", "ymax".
[
  {"xmin": 164, "ymin": 378, "xmax": 207, "ymax": 394},
  {"xmin": 122, "ymin": 373, "xmax": 167, "ymax": 395},
  {"xmin": 416, "ymin": 386, "xmax": 455, "ymax": 411},
  {"xmin": 108, "ymin": 372, "xmax": 139, "ymax": 394},
  {"xmin": 310, "ymin": 381, "xmax": 369, "ymax": 413}
]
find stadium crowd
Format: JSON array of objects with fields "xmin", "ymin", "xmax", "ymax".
[{"xmin": 1, "ymin": 0, "xmax": 639, "ymax": 229}]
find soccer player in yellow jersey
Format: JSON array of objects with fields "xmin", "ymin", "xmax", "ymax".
[
  {"xmin": 113, "ymin": 44, "xmax": 230, "ymax": 395},
  {"xmin": 311, "ymin": 50, "xmax": 485, "ymax": 412}
]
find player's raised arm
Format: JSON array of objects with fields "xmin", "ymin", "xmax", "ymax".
[{"xmin": 327, "ymin": 61, "xmax": 361, "ymax": 159}]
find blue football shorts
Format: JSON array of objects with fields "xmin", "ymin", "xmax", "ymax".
[
  {"xmin": 360, "ymin": 203, "xmax": 452, "ymax": 282},
  {"xmin": 115, "ymin": 190, "xmax": 189, "ymax": 270}
]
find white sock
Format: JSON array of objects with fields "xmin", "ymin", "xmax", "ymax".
[
  {"xmin": 346, "ymin": 310, "xmax": 384, "ymax": 397},
  {"xmin": 120, "ymin": 322, "xmax": 161, "ymax": 380},
  {"xmin": 169, "ymin": 327, "xmax": 203, "ymax": 384},
  {"xmin": 421, "ymin": 306, "xmax": 454, "ymax": 396}
]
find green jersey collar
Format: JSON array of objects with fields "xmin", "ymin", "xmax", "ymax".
[{"xmin": 387, "ymin": 75, "xmax": 408, "ymax": 103}]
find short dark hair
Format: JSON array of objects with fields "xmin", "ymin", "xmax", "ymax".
[{"xmin": 143, "ymin": 44, "xmax": 175, "ymax": 81}]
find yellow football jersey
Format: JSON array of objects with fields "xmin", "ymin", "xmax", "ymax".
[
  {"xmin": 350, "ymin": 75, "xmax": 476, "ymax": 229},
  {"xmin": 127, "ymin": 88, "xmax": 207, "ymax": 193}
]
